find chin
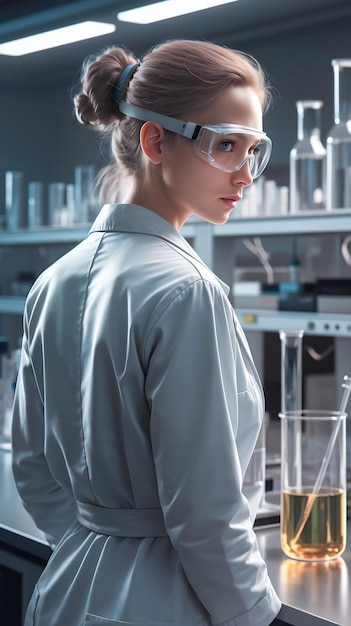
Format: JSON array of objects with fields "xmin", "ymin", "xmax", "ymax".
[{"xmin": 212, "ymin": 212, "xmax": 231, "ymax": 225}]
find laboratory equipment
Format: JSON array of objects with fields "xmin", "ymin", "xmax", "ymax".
[
  {"xmin": 28, "ymin": 182, "xmax": 45, "ymax": 228},
  {"xmin": 279, "ymin": 326, "xmax": 349, "ymax": 561},
  {"xmin": 48, "ymin": 182, "xmax": 66, "ymax": 226},
  {"xmin": 290, "ymin": 100, "xmax": 326, "ymax": 213},
  {"xmin": 279, "ymin": 329, "xmax": 304, "ymax": 412},
  {"xmin": 280, "ymin": 408, "xmax": 347, "ymax": 561},
  {"xmin": 5, "ymin": 171, "xmax": 26, "ymax": 230},
  {"xmin": 326, "ymin": 59, "xmax": 351, "ymax": 210},
  {"xmin": 74, "ymin": 165, "xmax": 97, "ymax": 223}
]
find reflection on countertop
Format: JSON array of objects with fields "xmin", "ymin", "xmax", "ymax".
[{"xmin": 256, "ymin": 523, "xmax": 350, "ymax": 625}]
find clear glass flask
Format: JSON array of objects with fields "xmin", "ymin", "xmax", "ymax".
[
  {"xmin": 326, "ymin": 59, "xmax": 351, "ymax": 210},
  {"xmin": 289, "ymin": 101, "xmax": 326, "ymax": 213}
]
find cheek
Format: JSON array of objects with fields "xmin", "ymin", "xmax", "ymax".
[
  {"xmin": 162, "ymin": 142, "xmax": 193, "ymax": 181},
  {"xmin": 163, "ymin": 138, "xmax": 224, "ymax": 191}
]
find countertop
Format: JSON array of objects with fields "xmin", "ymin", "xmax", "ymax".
[
  {"xmin": 1, "ymin": 447, "xmax": 350, "ymax": 625},
  {"xmin": 256, "ymin": 520, "xmax": 350, "ymax": 625}
]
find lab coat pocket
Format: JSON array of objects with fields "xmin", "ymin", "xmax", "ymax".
[{"xmin": 84, "ymin": 615, "xmax": 173, "ymax": 625}]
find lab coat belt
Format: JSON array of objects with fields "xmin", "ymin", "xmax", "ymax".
[{"xmin": 77, "ymin": 501, "xmax": 168, "ymax": 537}]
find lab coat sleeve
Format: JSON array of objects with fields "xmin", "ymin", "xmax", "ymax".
[
  {"xmin": 145, "ymin": 279, "xmax": 281, "ymax": 626},
  {"xmin": 11, "ymin": 322, "xmax": 77, "ymax": 549}
]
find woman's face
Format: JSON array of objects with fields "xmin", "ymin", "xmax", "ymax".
[{"xmin": 157, "ymin": 85, "xmax": 264, "ymax": 228}]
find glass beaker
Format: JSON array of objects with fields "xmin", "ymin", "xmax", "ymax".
[
  {"xmin": 74, "ymin": 165, "xmax": 97, "ymax": 223},
  {"xmin": 326, "ymin": 59, "xmax": 351, "ymax": 210},
  {"xmin": 48, "ymin": 182, "xmax": 66, "ymax": 226},
  {"xmin": 5, "ymin": 171, "xmax": 26, "ymax": 230},
  {"xmin": 279, "ymin": 409, "xmax": 347, "ymax": 561},
  {"xmin": 28, "ymin": 181, "xmax": 45, "ymax": 228},
  {"xmin": 289, "ymin": 101, "xmax": 326, "ymax": 213}
]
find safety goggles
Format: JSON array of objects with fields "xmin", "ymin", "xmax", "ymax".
[{"xmin": 119, "ymin": 101, "xmax": 272, "ymax": 179}]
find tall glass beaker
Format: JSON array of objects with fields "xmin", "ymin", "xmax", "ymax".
[
  {"xmin": 326, "ymin": 59, "xmax": 351, "ymax": 210},
  {"xmin": 279, "ymin": 409, "xmax": 347, "ymax": 561},
  {"xmin": 289, "ymin": 101, "xmax": 326, "ymax": 213}
]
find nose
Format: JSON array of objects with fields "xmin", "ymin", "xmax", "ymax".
[{"xmin": 231, "ymin": 157, "xmax": 253, "ymax": 187}]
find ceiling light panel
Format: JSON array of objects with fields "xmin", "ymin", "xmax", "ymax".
[
  {"xmin": 117, "ymin": 0, "xmax": 238, "ymax": 24},
  {"xmin": 0, "ymin": 21, "xmax": 116, "ymax": 56}
]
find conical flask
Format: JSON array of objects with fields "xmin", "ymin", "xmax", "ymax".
[
  {"xmin": 289, "ymin": 100, "xmax": 326, "ymax": 213},
  {"xmin": 326, "ymin": 59, "xmax": 351, "ymax": 210}
]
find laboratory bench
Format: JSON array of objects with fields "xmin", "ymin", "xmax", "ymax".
[{"xmin": 0, "ymin": 446, "xmax": 350, "ymax": 626}]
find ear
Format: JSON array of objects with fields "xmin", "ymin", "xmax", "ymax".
[{"xmin": 140, "ymin": 121, "xmax": 166, "ymax": 164}]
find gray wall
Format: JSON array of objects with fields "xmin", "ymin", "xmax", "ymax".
[{"xmin": 0, "ymin": 84, "xmax": 106, "ymax": 212}]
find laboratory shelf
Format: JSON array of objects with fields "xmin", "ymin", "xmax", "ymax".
[
  {"xmin": 0, "ymin": 223, "xmax": 195, "ymax": 246},
  {"xmin": 236, "ymin": 308, "xmax": 351, "ymax": 337},
  {"xmin": 0, "ymin": 296, "xmax": 26, "ymax": 315},
  {"xmin": 0, "ymin": 226, "xmax": 91, "ymax": 246},
  {"xmin": 1, "ymin": 213, "xmax": 351, "ymax": 334},
  {"xmin": 213, "ymin": 208, "xmax": 351, "ymax": 237},
  {"xmin": 0, "ymin": 209, "xmax": 350, "ymax": 246}
]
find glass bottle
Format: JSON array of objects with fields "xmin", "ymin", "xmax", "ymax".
[
  {"xmin": 289, "ymin": 100, "xmax": 326, "ymax": 213},
  {"xmin": 326, "ymin": 59, "xmax": 351, "ymax": 210}
]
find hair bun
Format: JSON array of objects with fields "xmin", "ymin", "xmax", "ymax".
[{"xmin": 74, "ymin": 92, "xmax": 99, "ymax": 126}]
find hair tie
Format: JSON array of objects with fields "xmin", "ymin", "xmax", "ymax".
[{"xmin": 113, "ymin": 63, "xmax": 139, "ymax": 106}]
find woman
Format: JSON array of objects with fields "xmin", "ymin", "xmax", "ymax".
[{"xmin": 12, "ymin": 39, "xmax": 282, "ymax": 625}]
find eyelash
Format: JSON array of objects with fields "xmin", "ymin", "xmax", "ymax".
[
  {"xmin": 217, "ymin": 140, "xmax": 261, "ymax": 154},
  {"xmin": 252, "ymin": 144, "xmax": 261, "ymax": 155}
]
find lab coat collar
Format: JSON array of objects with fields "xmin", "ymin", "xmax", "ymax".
[{"xmin": 90, "ymin": 203, "xmax": 230, "ymax": 296}]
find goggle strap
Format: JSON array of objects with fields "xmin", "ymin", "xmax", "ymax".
[
  {"xmin": 113, "ymin": 64, "xmax": 139, "ymax": 106},
  {"xmin": 119, "ymin": 101, "xmax": 201, "ymax": 140}
]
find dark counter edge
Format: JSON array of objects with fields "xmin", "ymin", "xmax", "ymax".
[
  {"xmin": 278, "ymin": 604, "xmax": 340, "ymax": 626},
  {"xmin": 0, "ymin": 524, "xmax": 52, "ymax": 563}
]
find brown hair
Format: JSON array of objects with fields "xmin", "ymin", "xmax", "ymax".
[{"xmin": 74, "ymin": 39, "xmax": 272, "ymax": 202}]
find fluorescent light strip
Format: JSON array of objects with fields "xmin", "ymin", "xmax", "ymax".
[
  {"xmin": 117, "ymin": 0, "xmax": 238, "ymax": 24},
  {"xmin": 0, "ymin": 21, "xmax": 116, "ymax": 57}
]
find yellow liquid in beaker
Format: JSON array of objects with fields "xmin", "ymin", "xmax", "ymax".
[{"xmin": 281, "ymin": 488, "xmax": 346, "ymax": 561}]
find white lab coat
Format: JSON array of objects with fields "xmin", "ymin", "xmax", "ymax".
[{"xmin": 12, "ymin": 204, "xmax": 281, "ymax": 626}]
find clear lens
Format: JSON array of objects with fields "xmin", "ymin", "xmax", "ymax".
[{"xmin": 193, "ymin": 125, "xmax": 271, "ymax": 179}]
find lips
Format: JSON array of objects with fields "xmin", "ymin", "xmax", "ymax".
[{"xmin": 221, "ymin": 195, "xmax": 241, "ymax": 208}]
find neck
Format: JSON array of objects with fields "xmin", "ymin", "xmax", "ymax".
[{"xmin": 121, "ymin": 176, "xmax": 189, "ymax": 232}]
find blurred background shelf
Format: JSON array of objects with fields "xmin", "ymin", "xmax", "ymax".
[
  {"xmin": 213, "ymin": 209, "xmax": 351, "ymax": 237},
  {"xmin": 0, "ymin": 209, "xmax": 350, "ymax": 247},
  {"xmin": 0, "ymin": 296, "xmax": 26, "ymax": 315},
  {"xmin": 0, "ymin": 226, "xmax": 90, "ymax": 246}
]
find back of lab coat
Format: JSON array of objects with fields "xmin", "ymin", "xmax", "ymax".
[{"xmin": 12, "ymin": 204, "xmax": 281, "ymax": 626}]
